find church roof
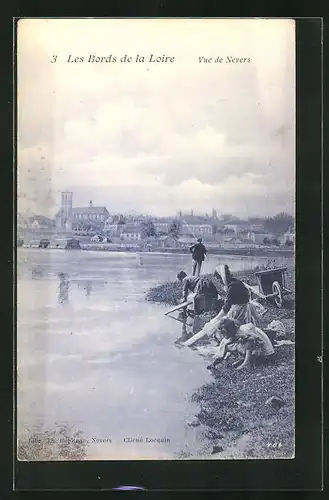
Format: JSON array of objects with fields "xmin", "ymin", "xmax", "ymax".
[
  {"xmin": 56, "ymin": 206, "xmax": 109, "ymax": 218},
  {"xmin": 71, "ymin": 206, "xmax": 109, "ymax": 214}
]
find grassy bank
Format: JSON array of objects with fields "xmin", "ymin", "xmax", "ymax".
[{"xmin": 146, "ymin": 266, "xmax": 295, "ymax": 459}]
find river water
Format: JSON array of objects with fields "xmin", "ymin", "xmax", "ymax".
[{"xmin": 17, "ymin": 249, "xmax": 291, "ymax": 460}]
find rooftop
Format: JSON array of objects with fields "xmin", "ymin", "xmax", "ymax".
[
  {"xmin": 72, "ymin": 206, "xmax": 109, "ymax": 214},
  {"xmin": 28, "ymin": 214, "xmax": 54, "ymax": 223},
  {"xmin": 120, "ymin": 223, "xmax": 142, "ymax": 233}
]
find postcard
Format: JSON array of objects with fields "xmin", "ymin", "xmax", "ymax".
[{"xmin": 16, "ymin": 18, "xmax": 295, "ymax": 461}]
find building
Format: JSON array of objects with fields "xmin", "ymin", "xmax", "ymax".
[
  {"xmin": 61, "ymin": 191, "xmax": 73, "ymax": 221},
  {"xmin": 223, "ymin": 220, "xmax": 250, "ymax": 235},
  {"xmin": 56, "ymin": 192, "xmax": 73, "ymax": 228},
  {"xmin": 71, "ymin": 201, "xmax": 109, "ymax": 226},
  {"xmin": 28, "ymin": 215, "xmax": 55, "ymax": 230},
  {"xmin": 280, "ymin": 226, "xmax": 295, "ymax": 245},
  {"xmin": 184, "ymin": 223, "xmax": 213, "ymax": 237},
  {"xmin": 224, "ymin": 224, "xmax": 239, "ymax": 234},
  {"xmin": 55, "ymin": 193, "xmax": 109, "ymax": 231},
  {"xmin": 177, "ymin": 213, "xmax": 214, "ymax": 238},
  {"xmin": 153, "ymin": 222, "xmax": 170, "ymax": 234},
  {"xmin": 119, "ymin": 223, "xmax": 142, "ymax": 241},
  {"xmin": 247, "ymin": 231, "xmax": 273, "ymax": 245},
  {"xmin": 104, "ymin": 222, "xmax": 120, "ymax": 234},
  {"xmin": 104, "ymin": 219, "xmax": 128, "ymax": 236}
]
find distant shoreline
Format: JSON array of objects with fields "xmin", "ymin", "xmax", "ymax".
[{"xmin": 20, "ymin": 244, "xmax": 294, "ymax": 258}]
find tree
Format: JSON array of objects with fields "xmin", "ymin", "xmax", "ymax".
[
  {"xmin": 168, "ymin": 218, "xmax": 182, "ymax": 238},
  {"xmin": 140, "ymin": 219, "xmax": 157, "ymax": 238},
  {"xmin": 263, "ymin": 237, "xmax": 271, "ymax": 245}
]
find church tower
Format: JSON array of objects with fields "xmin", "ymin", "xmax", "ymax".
[{"xmin": 60, "ymin": 191, "xmax": 73, "ymax": 227}]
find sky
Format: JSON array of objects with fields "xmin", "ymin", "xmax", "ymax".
[{"xmin": 17, "ymin": 19, "xmax": 295, "ymax": 218}]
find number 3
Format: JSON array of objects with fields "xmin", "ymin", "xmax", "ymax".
[{"xmin": 50, "ymin": 54, "xmax": 57, "ymax": 63}]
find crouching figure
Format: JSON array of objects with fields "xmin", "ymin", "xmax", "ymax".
[
  {"xmin": 177, "ymin": 271, "xmax": 221, "ymax": 315},
  {"xmin": 208, "ymin": 317, "xmax": 275, "ymax": 371}
]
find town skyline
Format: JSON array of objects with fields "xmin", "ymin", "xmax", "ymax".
[{"xmin": 18, "ymin": 191, "xmax": 293, "ymax": 223}]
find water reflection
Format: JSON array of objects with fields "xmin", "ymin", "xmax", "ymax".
[
  {"xmin": 173, "ymin": 311, "xmax": 207, "ymax": 346},
  {"xmin": 177, "ymin": 318, "xmax": 190, "ymax": 343},
  {"xmin": 58, "ymin": 273, "xmax": 70, "ymax": 305},
  {"xmin": 84, "ymin": 280, "xmax": 93, "ymax": 297}
]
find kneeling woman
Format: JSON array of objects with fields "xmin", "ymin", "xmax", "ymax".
[
  {"xmin": 183, "ymin": 264, "xmax": 261, "ymax": 346},
  {"xmin": 208, "ymin": 317, "xmax": 275, "ymax": 371},
  {"xmin": 215, "ymin": 264, "xmax": 260, "ymax": 326}
]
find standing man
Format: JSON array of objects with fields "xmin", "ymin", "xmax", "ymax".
[{"xmin": 189, "ymin": 238, "xmax": 207, "ymax": 276}]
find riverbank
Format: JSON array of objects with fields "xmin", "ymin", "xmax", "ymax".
[
  {"xmin": 21, "ymin": 243, "xmax": 293, "ymax": 259},
  {"xmin": 146, "ymin": 266, "xmax": 295, "ymax": 459},
  {"xmin": 80, "ymin": 244, "xmax": 294, "ymax": 258}
]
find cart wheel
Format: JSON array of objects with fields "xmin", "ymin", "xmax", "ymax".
[{"xmin": 272, "ymin": 281, "xmax": 283, "ymax": 308}]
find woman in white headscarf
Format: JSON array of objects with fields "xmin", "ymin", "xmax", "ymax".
[
  {"xmin": 182, "ymin": 264, "xmax": 262, "ymax": 347},
  {"xmin": 215, "ymin": 264, "xmax": 261, "ymax": 325}
]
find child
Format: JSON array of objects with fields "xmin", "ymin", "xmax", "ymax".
[{"xmin": 207, "ymin": 317, "xmax": 275, "ymax": 371}]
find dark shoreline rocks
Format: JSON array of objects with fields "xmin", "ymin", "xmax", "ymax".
[{"xmin": 145, "ymin": 280, "xmax": 182, "ymax": 306}]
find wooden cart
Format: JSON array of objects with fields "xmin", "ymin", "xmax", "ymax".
[{"xmin": 243, "ymin": 266, "xmax": 292, "ymax": 309}]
